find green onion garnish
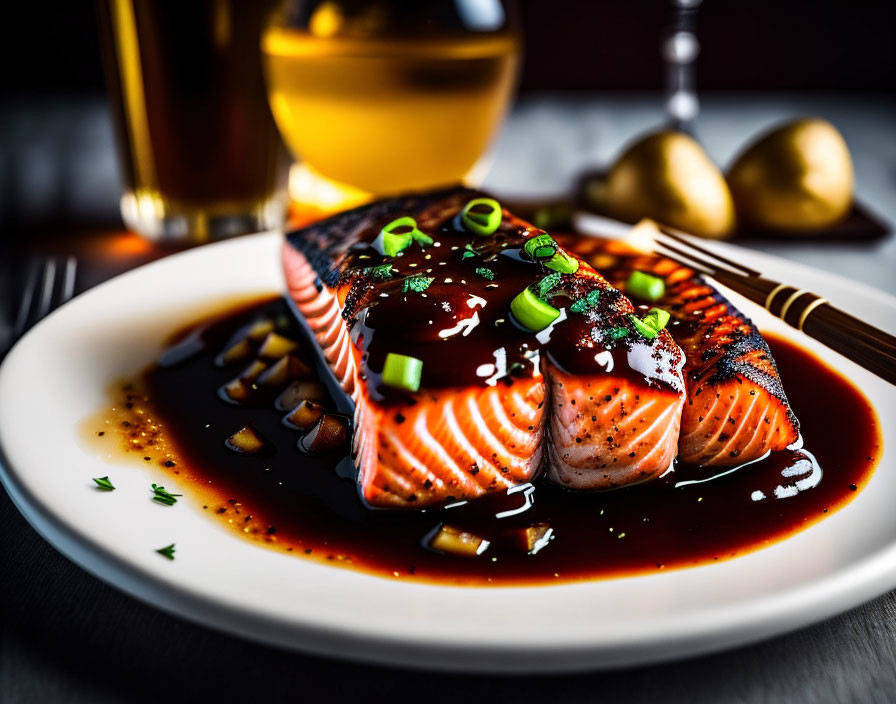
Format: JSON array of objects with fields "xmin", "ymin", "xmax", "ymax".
[
  {"xmin": 630, "ymin": 308, "xmax": 671, "ymax": 339},
  {"xmin": 475, "ymin": 267, "xmax": 495, "ymax": 281},
  {"xmin": 381, "ymin": 353, "xmax": 423, "ymax": 393},
  {"xmin": 511, "ymin": 287, "xmax": 561, "ymax": 332},
  {"xmin": 569, "ymin": 290, "xmax": 600, "ymax": 314},
  {"xmin": 377, "ymin": 217, "xmax": 432, "ymax": 256},
  {"xmin": 524, "ymin": 234, "xmax": 558, "ymax": 262},
  {"xmin": 461, "ymin": 198, "xmax": 502, "ymax": 237},
  {"xmin": 92, "ymin": 476, "xmax": 115, "ymax": 491},
  {"xmin": 626, "ymin": 271, "xmax": 666, "ymax": 302},
  {"xmin": 156, "ymin": 544, "xmax": 176, "ymax": 560},
  {"xmin": 402, "ymin": 275, "xmax": 434, "ymax": 293},
  {"xmin": 545, "ymin": 249, "xmax": 579, "ymax": 274},
  {"xmin": 412, "ymin": 229, "xmax": 434, "ymax": 247}
]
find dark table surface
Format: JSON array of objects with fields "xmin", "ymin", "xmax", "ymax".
[
  {"xmin": 2, "ymin": 96, "xmax": 896, "ymax": 702},
  {"xmin": 3, "ymin": 478, "xmax": 896, "ymax": 703}
]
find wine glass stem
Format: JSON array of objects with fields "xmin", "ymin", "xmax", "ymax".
[{"xmin": 663, "ymin": 0, "xmax": 702, "ymax": 134}]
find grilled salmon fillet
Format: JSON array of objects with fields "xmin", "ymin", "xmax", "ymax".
[
  {"xmin": 562, "ymin": 234, "xmax": 799, "ymax": 466},
  {"xmin": 283, "ymin": 189, "xmax": 686, "ymax": 507}
]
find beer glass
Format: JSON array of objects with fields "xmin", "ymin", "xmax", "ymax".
[{"xmin": 98, "ymin": 0, "xmax": 286, "ymax": 242}]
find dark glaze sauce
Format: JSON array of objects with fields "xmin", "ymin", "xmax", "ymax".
[
  {"xmin": 328, "ymin": 196, "xmax": 681, "ymax": 401},
  {"xmin": 97, "ymin": 294, "xmax": 881, "ymax": 586}
]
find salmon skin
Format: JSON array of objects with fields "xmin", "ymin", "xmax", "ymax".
[
  {"xmin": 283, "ymin": 188, "xmax": 686, "ymax": 508},
  {"xmin": 561, "ymin": 234, "xmax": 799, "ymax": 466}
]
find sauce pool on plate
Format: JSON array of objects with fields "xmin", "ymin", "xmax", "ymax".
[{"xmin": 87, "ymin": 295, "xmax": 881, "ymax": 586}]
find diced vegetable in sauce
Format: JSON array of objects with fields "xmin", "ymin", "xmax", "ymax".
[
  {"xmin": 284, "ymin": 400, "xmax": 325, "ymax": 430},
  {"xmin": 225, "ymin": 425, "xmax": 267, "ymax": 455}
]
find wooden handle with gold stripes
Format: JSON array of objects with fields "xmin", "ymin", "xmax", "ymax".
[{"xmin": 763, "ymin": 283, "xmax": 896, "ymax": 385}]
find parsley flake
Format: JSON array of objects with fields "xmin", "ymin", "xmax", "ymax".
[
  {"xmin": 570, "ymin": 290, "xmax": 601, "ymax": 314},
  {"xmin": 461, "ymin": 243, "xmax": 478, "ymax": 260},
  {"xmin": 151, "ymin": 484, "xmax": 182, "ymax": 507},
  {"xmin": 363, "ymin": 264, "xmax": 395, "ymax": 280},
  {"xmin": 156, "ymin": 544, "xmax": 176, "ymax": 560},
  {"xmin": 536, "ymin": 272, "xmax": 562, "ymax": 300},
  {"xmin": 607, "ymin": 326, "xmax": 630, "ymax": 340},
  {"xmin": 402, "ymin": 275, "xmax": 434, "ymax": 293},
  {"xmin": 474, "ymin": 267, "xmax": 495, "ymax": 281},
  {"xmin": 92, "ymin": 476, "xmax": 115, "ymax": 491}
]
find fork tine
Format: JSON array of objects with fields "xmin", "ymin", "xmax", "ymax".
[
  {"xmin": 11, "ymin": 258, "xmax": 42, "ymax": 340},
  {"xmin": 653, "ymin": 241, "xmax": 721, "ymax": 276},
  {"xmin": 60, "ymin": 256, "xmax": 77, "ymax": 304},
  {"xmin": 657, "ymin": 227, "xmax": 761, "ymax": 277},
  {"xmin": 35, "ymin": 257, "xmax": 58, "ymax": 322}
]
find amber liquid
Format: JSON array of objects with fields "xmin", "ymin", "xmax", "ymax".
[
  {"xmin": 98, "ymin": 0, "xmax": 285, "ymax": 241},
  {"xmin": 262, "ymin": 28, "xmax": 519, "ymax": 195}
]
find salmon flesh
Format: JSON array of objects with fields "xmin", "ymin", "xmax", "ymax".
[
  {"xmin": 560, "ymin": 234, "xmax": 800, "ymax": 466},
  {"xmin": 283, "ymin": 189, "xmax": 686, "ymax": 507}
]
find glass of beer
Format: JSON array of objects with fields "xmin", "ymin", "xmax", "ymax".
[
  {"xmin": 261, "ymin": 0, "xmax": 520, "ymax": 214},
  {"xmin": 97, "ymin": 0, "xmax": 287, "ymax": 243}
]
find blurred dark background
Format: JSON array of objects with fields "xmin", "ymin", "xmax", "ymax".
[
  {"xmin": 1, "ymin": 0, "xmax": 894, "ymax": 98},
  {"xmin": 0, "ymin": 0, "xmax": 893, "ymax": 235}
]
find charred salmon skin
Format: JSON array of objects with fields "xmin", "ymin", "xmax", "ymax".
[
  {"xmin": 283, "ymin": 189, "xmax": 686, "ymax": 507},
  {"xmin": 562, "ymin": 233, "xmax": 799, "ymax": 466}
]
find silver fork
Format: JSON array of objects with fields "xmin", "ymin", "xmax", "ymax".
[{"xmin": 4, "ymin": 255, "xmax": 78, "ymax": 355}]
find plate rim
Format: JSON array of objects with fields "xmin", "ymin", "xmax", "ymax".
[{"xmin": 0, "ymin": 229, "xmax": 894, "ymax": 673}]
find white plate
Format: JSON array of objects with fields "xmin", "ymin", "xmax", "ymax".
[{"xmin": 0, "ymin": 230, "xmax": 894, "ymax": 673}]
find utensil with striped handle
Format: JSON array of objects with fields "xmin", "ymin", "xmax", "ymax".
[{"xmin": 652, "ymin": 227, "xmax": 896, "ymax": 385}]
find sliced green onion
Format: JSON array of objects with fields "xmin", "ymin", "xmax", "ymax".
[
  {"xmin": 523, "ymin": 234, "xmax": 558, "ymax": 262},
  {"xmin": 645, "ymin": 307, "xmax": 670, "ymax": 330},
  {"xmin": 545, "ymin": 249, "xmax": 580, "ymax": 274},
  {"xmin": 381, "ymin": 353, "xmax": 423, "ymax": 393},
  {"xmin": 629, "ymin": 308, "xmax": 671, "ymax": 339},
  {"xmin": 412, "ymin": 229, "xmax": 434, "ymax": 247},
  {"xmin": 626, "ymin": 271, "xmax": 665, "ymax": 302},
  {"xmin": 511, "ymin": 287, "xmax": 561, "ymax": 332},
  {"xmin": 377, "ymin": 216, "xmax": 432, "ymax": 256},
  {"xmin": 461, "ymin": 198, "xmax": 502, "ymax": 236}
]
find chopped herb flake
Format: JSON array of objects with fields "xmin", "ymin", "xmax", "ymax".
[
  {"xmin": 570, "ymin": 290, "xmax": 601, "ymax": 314},
  {"xmin": 363, "ymin": 264, "xmax": 395, "ymax": 280},
  {"xmin": 151, "ymin": 484, "xmax": 182, "ymax": 507},
  {"xmin": 402, "ymin": 275, "xmax": 434, "ymax": 293},
  {"xmin": 474, "ymin": 267, "xmax": 495, "ymax": 281},
  {"xmin": 156, "ymin": 544, "xmax": 176, "ymax": 560},
  {"xmin": 461, "ymin": 243, "xmax": 478, "ymax": 260},
  {"xmin": 92, "ymin": 476, "xmax": 115, "ymax": 491},
  {"xmin": 608, "ymin": 326, "xmax": 630, "ymax": 340},
  {"xmin": 536, "ymin": 272, "xmax": 562, "ymax": 300}
]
